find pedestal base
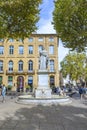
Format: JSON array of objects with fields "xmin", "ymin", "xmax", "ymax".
[
  {"xmin": 35, "ymin": 71, "xmax": 52, "ymax": 98},
  {"xmin": 35, "ymin": 88, "xmax": 52, "ymax": 98},
  {"xmin": 38, "ymin": 73, "xmax": 49, "ymax": 88}
]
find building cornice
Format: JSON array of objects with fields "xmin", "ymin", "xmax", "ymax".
[{"xmin": 30, "ymin": 33, "xmax": 58, "ymax": 37}]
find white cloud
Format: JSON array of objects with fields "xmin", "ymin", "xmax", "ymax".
[
  {"xmin": 37, "ymin": 19, "xmax": 56, "ymax": 34},
  {"xmin": 41, "ymin": 0, "xmax": 49, "ymax": 9},
  {"xmin": 37, "ymin": 0, "xmax": 55, "ymax": 34}
]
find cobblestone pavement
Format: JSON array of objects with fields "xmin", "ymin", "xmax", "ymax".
[{"xmin": 0, "ymin": 93, "xmax": 87, "ymax": 130}]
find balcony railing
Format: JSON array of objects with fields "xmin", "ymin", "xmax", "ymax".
[
  {"xmin": 6, "ymin": 70, "xmax": 15, "ymax": 75},
  {"xmin": 6, "ymin": 70, "xmax": 35, "ymax": 75},
  {"xmin": 48, "ymin": 69, "xmax": 56, "ymax": 74},
  {"xmin": 6, "ymin": 69, "xmax": 56, "ymax": 75},
  {"xmin": 49, "ymin": 69, "xmax": 56, "ymax": 73},
  {"xmin": 27, "ymin": 70, "xmax": 35, "ymax": 74}
]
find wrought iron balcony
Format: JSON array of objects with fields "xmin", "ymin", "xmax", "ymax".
[
  {"xmin": 6, "ymin": 70, "xmax": 35, "ymax": 75},
  {"xmin": 49, "ymin": 69, "xmax": 56, "ymax": 73},
  {"xmin": 27, "ymin": 70, "xmax": 35, "ymax": 74},
  {"xmin": 6, "ymin": 70, "xmax": 15, "ymax": 75}
]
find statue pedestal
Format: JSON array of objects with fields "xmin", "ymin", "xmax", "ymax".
[{"xmin": 35, "ymin": 71, "xmax": 52, "ymax": 98}]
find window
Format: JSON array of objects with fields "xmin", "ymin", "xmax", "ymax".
[
  {"xmin": 0, "ymin": 76, "xmax": 2, "ymax": 85},
  {"xmin": 28, "ymin": 76, "xmax": 33, "ymax": 87},
  {"xmin": 0, "ymin": 61, "xmax": 3, "ymax": 72},
  {"xmin": 18, "ymin": 61, "xmax": 23, "ymax": 71},
  {"xmin": 0, "ymin": 46, "xmax": 4, "ymax": 54},
  {"xmin": 29, "ymin": 38, "xmax": 33, "ymax": 42},
  {"xmin": 49, "ymin": 37, "xmax": 54, "ymax": 42},
  {"xmin": 38, "ymin": 37, "xmax": 43, "ymax": 42},
  {"xmin": 38, "ymin": 45, "xmax": 43, "ymax": 52},
  {"xmin": 8, "ymin": 76, "xmax": 13, "ymax": 86},
  {"xmin": 0, "ymin": 39, "xmax": 4, "ymax": 42},
  {"xmin": 9, "ymin": 45, "xmax": 14, "ymax": 54},
  {"xmin": 50, "ymin": 76, "xmax": 55, "ymax": 86},
  {"xmin": 28, "ymin": 45, "xmax": 33, "ymax": 54},
  {"xmin": 49, "ymin": 45, "xmax": 54, "ymax": 54},
  {"xmin": 18, "ymin": 46, "xmax": 24, "ymax": 54},
  {"xmin": 50, "ymin": 60, "xmax": 54, "ymax": 71},
  {"xmin": 28, "ymin": 60, "xmax": 33, "ymax": 71},
  {"xmin": 9, "ymin": 38, "xmax": 14, "ymax": 42},
  {"xmin": 8, "ymin": 61, "xmax": 13, "ymax": 72}
]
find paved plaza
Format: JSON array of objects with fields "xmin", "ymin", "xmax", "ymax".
[{"xmin": 0, "ymin": 94, "xmax": 87, "ymax": 130}]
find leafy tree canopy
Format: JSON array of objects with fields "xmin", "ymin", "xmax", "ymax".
[
  {"xmin": 60, "ymin": 52, "xmax": 87, "ymax": 81},
  {"xmin": 0, "ymin": 0, "xmax": 42, "ymax": 40},
  {"xmin": 53, "ymin": 0, "xmax": 87, "ymax": 52}
]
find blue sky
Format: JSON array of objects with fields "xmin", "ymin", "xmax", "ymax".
[
  {"xmin": 37, "ymin": 0, "xmax": 55, "ymax": 33},
  {"xmin": 37, "ymin": 0, "xmax": 69, "ymax": 69}
]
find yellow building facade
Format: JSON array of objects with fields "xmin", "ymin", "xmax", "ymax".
[{"xmin": 0, "ymin": 34, "xmax": 59, "ymax": 91}]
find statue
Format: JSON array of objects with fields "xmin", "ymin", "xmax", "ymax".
[{"xmin": 39, "ymin": 49, "xmax": 49, "ymax": 70}]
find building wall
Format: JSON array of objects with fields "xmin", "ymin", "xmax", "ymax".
[{"xmin": 0, "ymin": 34, "xmax": 59, "ymax": 91}]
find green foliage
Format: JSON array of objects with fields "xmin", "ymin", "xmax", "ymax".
[
  {"xmin": 25, "ymin": 85, "xmax": 30, "ymax": 89},
  {"xmin": 7, "ymin": 85, "xmax": 12, "ymax": 90},
  {"xmin": 0, "ymin": 81, "xmax": 2, "ymax": 85},
  {"xmin": 60, "ymin": 52, "xmax": 86, "ymax": 81},
  {"xmin": 53, "ymin": 0, "xmax": 87, "ymax": 52},
  {"xmin": 0, "ymin": 0, "xmax": 42, "ymax": 40}
]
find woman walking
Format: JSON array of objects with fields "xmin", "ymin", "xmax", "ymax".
[{"xmin": 2, "ymin": 84, "xmax": 6, "ymax": 102}]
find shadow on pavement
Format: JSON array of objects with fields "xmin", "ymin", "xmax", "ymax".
[{"xmin": 0, "ymin": 101, "xmax": 87, "ymax": 130}]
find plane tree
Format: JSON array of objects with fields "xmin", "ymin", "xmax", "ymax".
[
  {"xmin": 60, "ymin": 52, "xmax": 87, "ymax": 85},
  {"xmin": 53, "ymin": 0, "xmax": 87, "ymax": 52},
  {"xmin": 0, "ymin": 0, "xmax": 42, "ymax": 40}
]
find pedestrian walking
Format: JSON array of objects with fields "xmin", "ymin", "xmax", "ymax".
[
  {"xmin": 79, "ymin": 86, "xmax": 86, "ymax": 100},
  {"xmin": 1, "ymin": 84, "xmax": 6, "ymax": 102},
  {"xmin": 79, "ymin": 86, "xmax": 83, "ymax": 99}
]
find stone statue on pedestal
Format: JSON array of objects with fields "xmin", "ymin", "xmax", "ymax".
[
  {"xmin": 35, "ymin": 48, "xmax": 51, "ymax": 98},
  {"xmin": 39, "ymin": 49, "xmax": 49, "ymax": 70}
]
